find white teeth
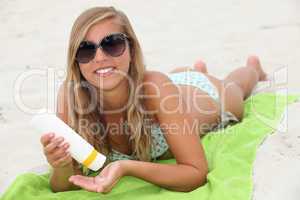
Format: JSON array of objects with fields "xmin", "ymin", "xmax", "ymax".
[{"xmin": 95, "ymin": 67, "xmax": 114, "ymax": 74}]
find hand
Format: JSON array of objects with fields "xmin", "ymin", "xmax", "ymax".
[
  {"xmin": 69, "ymin": 160, "xmax": 126, "ymax": 193},
  {"xmin": 40, "ymin": 132, "xmax": 72, "ymax": 168}
]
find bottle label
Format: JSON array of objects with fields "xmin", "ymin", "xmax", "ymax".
[{"xmin": 82, "ymin": 149, "xmax": 98, "ymax": 168}]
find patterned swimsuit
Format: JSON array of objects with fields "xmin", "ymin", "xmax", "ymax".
[{"xmin": 109, "ymin": 122, "xmax": 169, "ymax": 161}]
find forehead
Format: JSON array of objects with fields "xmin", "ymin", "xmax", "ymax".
[{"xmin": 84, "ymin": 18, "xmax": 123, "ymax": 42}]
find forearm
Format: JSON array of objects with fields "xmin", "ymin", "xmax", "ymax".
[
  {"xmin": 122, "ymin": 160, "xmax": 208, "ymax": 192},
  {"xmin": 50, "ymin": 163, "xmax": 81, "ymax": 192}
]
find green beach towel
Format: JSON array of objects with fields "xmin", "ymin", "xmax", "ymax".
[{"xmin": 1, "ymin": 93, "xmax": 299, "ymax": 200}]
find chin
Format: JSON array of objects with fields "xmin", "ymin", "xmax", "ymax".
[{"xmin": 92, "ymin": 74, "xmax": 126, "ymax": 91}]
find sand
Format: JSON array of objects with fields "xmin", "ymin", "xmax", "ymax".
[{"xmin": 0, "ymin": 0, "xmax": 299, "ymax": 199}]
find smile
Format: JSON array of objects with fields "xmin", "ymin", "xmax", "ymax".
[{"xmin": 94, "ymin": 67, "xmax": 116, "ymax": 77}]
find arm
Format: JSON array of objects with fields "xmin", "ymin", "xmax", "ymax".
[
  {"xmin": 137, "ymin": 71, "xmax": 208, "ymax": 192},
  {"xmin": 49, "ymin": 82, "xmax": 82, "ymax": 192},
  {"xmin": 122, "ymin": 160, "xmax": 207, "ymax": 192},
  {"xmin": 50, "ymin": 160, "xmax": 82, "ymax": 192}
]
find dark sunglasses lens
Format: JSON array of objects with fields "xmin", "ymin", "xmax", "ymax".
[
  {"xmin": 76, "ymin": 41, "xmax": 96, "ymax": 63},
  {"xmin": 101, "ymin": 34, "xmax": 127, "ymax": 57}
]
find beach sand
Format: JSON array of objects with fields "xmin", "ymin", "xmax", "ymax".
[{"xmin": 0, "ymin": 0, "xmax": 299, "ymax": 199}]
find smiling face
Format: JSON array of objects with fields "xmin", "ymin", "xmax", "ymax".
[{"xmin": 78, "ymin": 18, "xmax": 131, "ymax": 91}]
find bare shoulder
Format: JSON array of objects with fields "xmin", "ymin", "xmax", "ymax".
[
  {"xmin": 143, "ymin": 70, "xmax": 170, "ymax": 84},
  {"xmin": 142, "ymin": 70, "xmax": 175, "ymax": 97},
  {"xmin": 142, "ymin": 69, "xmax": 184, "ymax": 115},
  {"xmin": 142, "ymin": 70, "xmax": 175, "ymax": 113}
]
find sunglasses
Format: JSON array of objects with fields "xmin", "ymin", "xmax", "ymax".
[{"xmin": 75, "ymin": 33, "xmax": 129, "ymax": 64}]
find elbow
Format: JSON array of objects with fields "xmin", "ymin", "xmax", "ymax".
[
  {"xmin": 50, "ymin": 180, "xmax": 80, "ymax": 193},
  {"xmin": 186, "ymin": 175, "xmax": 208, "ymax": 192},
  {"xmin": 198, "ymin": 165, "xmax": 209, "ymax": 186},
  {"xmin": 183, "ymin": 165, "xmax": 209, "ymax": 192},
  {"xmin": 50, "ymin": 185, "xmax": 67, "ymax": 193},
  {"xmin": 51, "ymin": 188, "xmax": 64, "ymax": 193},
  {"xmin": 50, "ymin": 184, "xmax": 80, "ymax": 193},
  {"xmin": 50, "ymin": 183, "xmax": 69, "ymax": 193}
]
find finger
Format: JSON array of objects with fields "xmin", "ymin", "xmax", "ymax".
[
  {"xmin": 40, "ymin": 132, "xmax": 55, "ymax": 146},
  {"xmin": 47, "ymin": 150, "xmax": 66, "ymax": 165},
  {"xmin": 44, "ymin": 137, "xmax": 65, "ymax": 154},
  {"xmin": 51, "ymin": 143, "xmax": 70, "ymax": 160},
  {"xmin": 52, "ymin": 152, "xmax": 72, "ymax": 167},
  {"xmin": 69, "ymin": 175, "xmax": 99, "ymax": 192},
  {"xmin": 51, "ymin": 147, "xmax": 70, "ymax": 162},
  {"xmin": 45, "ymin": 136, "xmax": 64, "ymax": 152}
]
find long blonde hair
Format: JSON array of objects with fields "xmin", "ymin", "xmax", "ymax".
[{"xmin": 65, "ymin": 6, "xmax": 154, "ymax": 167}]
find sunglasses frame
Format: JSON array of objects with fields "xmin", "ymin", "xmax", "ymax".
[{"xmin": 75, "ymin": 32, "xmax": 130, "ymax": 63}]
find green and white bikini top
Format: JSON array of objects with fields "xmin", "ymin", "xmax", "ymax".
[
  {"xmin": 79, "ymin": 122, "xmax": 169, "ymax": 176},
  {"xmin": 108, "ymin": 122, "xmax": 169, "ymax": 161}
]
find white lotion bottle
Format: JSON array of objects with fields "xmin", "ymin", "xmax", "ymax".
[{"xmin": 30, "ymin": 113, "xmax": 106, "ymax": 171}]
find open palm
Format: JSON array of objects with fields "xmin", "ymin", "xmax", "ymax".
[{"xmin": 69, "ymin": 161, "xmax": 124, "ymax": 193}]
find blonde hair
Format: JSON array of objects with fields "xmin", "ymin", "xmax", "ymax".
[{"xmin": 64, "ymin": 6, "xmax": 154, "ymax": 168}]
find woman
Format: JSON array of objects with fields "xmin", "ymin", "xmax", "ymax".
[{"xmin": 40, "ymin": 6, "xmax": 267, "ymax": 193}]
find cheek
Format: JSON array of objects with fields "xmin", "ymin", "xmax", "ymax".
[
  {"xmin": 78, "ymin": 64, "xmax": 92, "ymax": 80},
  {"xmin": 116, "ymin": 48, "xmax": 131, "ymax": 71}
]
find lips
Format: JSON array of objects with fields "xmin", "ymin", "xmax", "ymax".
[{"xmin": 94, "ymin": 66, "xmax": 116, "ymax": 77}]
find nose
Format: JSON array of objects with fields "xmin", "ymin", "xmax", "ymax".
[{"xmin": 92, "ymin": 47, "xmax": 109, "ymax": 63}]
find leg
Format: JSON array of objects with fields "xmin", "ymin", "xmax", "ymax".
[
  {"xmin": 193, "ymin": 59, "xmax": 208, "ymax": 73},
  {"xmin": 217, "ymin": 56, "xmax": 267, "ymax": 121},
  {"xmin": 169, "ymin": 59, "xmax": 208, "ymax": 73},
  {"xmin": 223, "ymin": 55, "xmax": 267, "ymax": 100}
]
